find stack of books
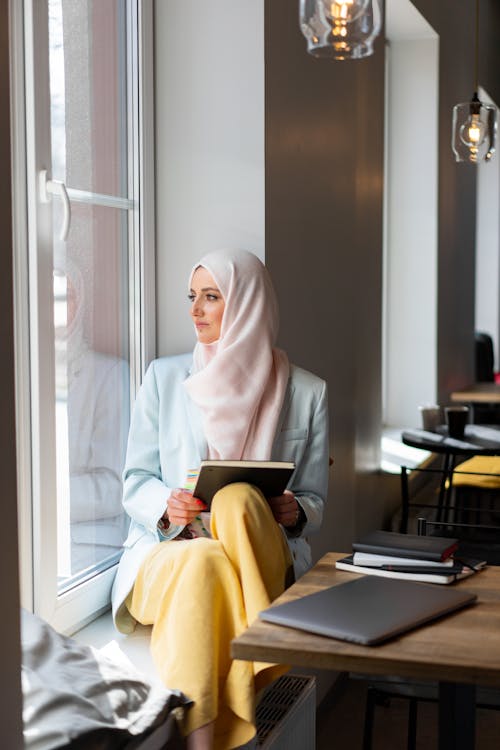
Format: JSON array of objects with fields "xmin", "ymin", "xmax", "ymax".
[{"xmin": 335, "ymin": 530, "xmax": 486, "ymax": 584}]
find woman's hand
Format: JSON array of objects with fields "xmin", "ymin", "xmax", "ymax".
[
  {"xmin": 164, "ymin": 489, "xmax": 207, "ymax": 527},
  {"xmin": 267, "ymin": 490, "xmax": 302, "ymax": 529}
]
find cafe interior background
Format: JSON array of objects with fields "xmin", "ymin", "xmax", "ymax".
[{"xmin": 2, "ymin": 0, "xmax": 500, "ymax": 744}]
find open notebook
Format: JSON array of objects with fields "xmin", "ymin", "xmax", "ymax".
[{"xmin": 259, "ymin": 575, "xmax": 477, "ymax": 646}]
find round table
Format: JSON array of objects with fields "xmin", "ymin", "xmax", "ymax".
[{"xmin": 399, "ymin": 425, "xmax": 500, "ymax": 531}]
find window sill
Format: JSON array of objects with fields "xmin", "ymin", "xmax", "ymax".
[
  {"xmin": 381, "ymin": 426, "xmax": 431, "ymax": 474},
  {"xmin": 73, "ymin": 610, "xmax": 160, "ymax": 685}
]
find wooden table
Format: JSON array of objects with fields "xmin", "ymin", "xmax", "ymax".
[
  {"xmin": 451, "ymin": 383, "xmax": 500, "ymax": 424},
  {"xmin": 451, "ymin": 383, "xmax": 500, "ymax": 404},
  {"xmin": 232, "ymin": 553, "xmax": 500, "ymax": 750}
]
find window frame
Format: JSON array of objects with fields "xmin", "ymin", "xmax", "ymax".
[{"xmin": 12, "ymin": 0, "xmax": 155, "ymax": 635}]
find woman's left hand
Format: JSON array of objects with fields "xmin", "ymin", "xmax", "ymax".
[{"xmin": 267, "ymin": 490, "xmax": 301, "ymax": 528}]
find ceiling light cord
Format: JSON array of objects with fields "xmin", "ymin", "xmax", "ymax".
[
  {"xmin": 451, "ymin": 0, "xmax": 497, "ymax": 163},
  {"xmin": 474, "ymin": 0, "xmax": 480, "ymax": 94}
]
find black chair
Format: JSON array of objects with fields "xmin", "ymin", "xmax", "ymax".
[
  {"xmin": 362, "ymin": 677, "xmax": 435, "ymax": 750},
  {"xmin": 361, "ymin": 674, "xmax": 500, "ymax": 750},
  {"xmin": 399, "ymin": 460, "xmax": 500, "ymax": 563},
  {"xmin": 474, "ymin": 332, "xmax": 500, "ymax": 424},
  {"xmin": 475, "ymin": 331, "xmax": 495, "ymax": 383},
  {"xmin": 360, "ymin": 517, "xmax": 500, "ymax": 750}
]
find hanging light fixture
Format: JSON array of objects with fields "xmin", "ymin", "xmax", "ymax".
[
  {"xmin": 452, "ymin": 0, "xmax": 497, "ymax": 163},
  {"xmin": 299, "ymin": 0, "xmax": 383, "ymax": 61}
]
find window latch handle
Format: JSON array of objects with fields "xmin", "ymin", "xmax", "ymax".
[{"xmin": 38, "ymin": 169, "xmax": 71, "ymax": 242}]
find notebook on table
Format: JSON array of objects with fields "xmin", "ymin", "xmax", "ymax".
[{"xmin": 259, "ymin": 575, "xmax": 477, "ymax": 646}]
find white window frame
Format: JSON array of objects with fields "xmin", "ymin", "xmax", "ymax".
[{"xmin": 11, "ymin": 0, "xmax": 155, "ymax": 635}]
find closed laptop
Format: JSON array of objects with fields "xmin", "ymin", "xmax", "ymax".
[{"xmin": 259, "ymin": 575, "xmax": 477, "ymax": 645}]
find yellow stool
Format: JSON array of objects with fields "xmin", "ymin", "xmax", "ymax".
[
  {"xmin": 452, "ymin": 456, "xmax": 500, "ymax": 489},
  {"xmin": 448, "ymin": 456, "xmax": 500, "ymax": 535}
]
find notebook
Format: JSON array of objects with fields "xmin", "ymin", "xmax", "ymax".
[
  {"xmin": 192, "ymin": 460, "xmax": 295, "ymax": 509},
  {"xmin": 259, "ymin": 575, "xmax": 477, "ymax": 646},
  {"xmin": 352, "ymin": 529, "xmax": 458, "ymax": 562}
]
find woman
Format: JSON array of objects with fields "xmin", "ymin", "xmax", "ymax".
[{"xmin": 111, "ymin": 249, "xmax": 329, "ymax": 750}]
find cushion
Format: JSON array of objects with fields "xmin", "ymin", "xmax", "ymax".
[
  {"xmin": 21, "ymin": 609, "xmax": 192, "ymax": 749},
  {"xmin": 452, "ymin": 456, "xmax": 500, "ymax": 489}
]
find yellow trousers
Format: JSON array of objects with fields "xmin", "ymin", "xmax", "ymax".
[{"xmin": 126, "ymin": 483, "xmax": 292, "ymax": 749}]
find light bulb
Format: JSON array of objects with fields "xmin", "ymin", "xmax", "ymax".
[
  {"xmin": 328, "ymin": 0, "xmax": 369, "ymax": 23},
  {"xmin": 329, "ymin": 0, "xmax": 368, "ymax": 39},
  {"xmin": 459, "ymin": 113, "xmax": 486, "ymax": 148}
]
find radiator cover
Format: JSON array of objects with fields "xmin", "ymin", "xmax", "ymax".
[{"xmin": 256, "ymin": 674, "xmax": 316, "ymax": 750}]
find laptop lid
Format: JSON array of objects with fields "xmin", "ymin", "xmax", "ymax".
[{"xmin": 259, "ymin": 575, "xmax": 477, "ymax": 646}]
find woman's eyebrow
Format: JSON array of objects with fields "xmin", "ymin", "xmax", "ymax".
[{"xmin": 190, "ymin": 286, "xmax": 221, "ymax": 293}]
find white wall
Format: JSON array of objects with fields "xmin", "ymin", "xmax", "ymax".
[
  {"xmin": 475, "ymin": 87, "xmax": 500, "ymax": 371},
  {"xmin": 154, "ymin": 0, "xmax": 265, "ymax": 357},
  {"xmin": 383, "ymin": 30, "xmax": 439, "ymax": 427}
]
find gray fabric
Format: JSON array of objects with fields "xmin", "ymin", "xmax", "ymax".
[{"xmin": 21, "ymin": 609, "xmax": 191, "ymax": 749}]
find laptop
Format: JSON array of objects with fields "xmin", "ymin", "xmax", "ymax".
[{"xmin": 259, "ymin": 575, "xmax": 477, "ymax": 646}]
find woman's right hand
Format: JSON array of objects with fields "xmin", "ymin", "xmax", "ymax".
[{"xmin": 164, "ymin": 489, "xmax": 207, "ymax": 526}]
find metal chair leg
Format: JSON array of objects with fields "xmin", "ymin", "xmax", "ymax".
[
  {"xmin": 400, "ymin": 466, "xmax": 409, "ymax": 534},
  {"xmin": 362, "ymin": 686, "xmax": 377, "ymax": 750},
  {"xmin": 408, "ymin": 697, "xmax": 418, "ymax": 750}
]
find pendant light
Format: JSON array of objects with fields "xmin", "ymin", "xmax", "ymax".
[
  {"xmin": 451, "ymin": 0, "xmax": 497, "ymax": 163},
  {"xmin": 299, "ymin": 0, "xmax": 383, "ymax": 61}
]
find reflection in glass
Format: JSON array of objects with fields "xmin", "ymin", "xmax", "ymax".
[
  {"xmin": 49, "ymin": 0, "xmax": 131, "ymax": 591},
  {"xmin": 49, "ymin": 0, "xmax": 128, "ymax": 196},
  {"xmin": 54, "ymin": 263, "xmax": 129, "ymax": 587}
]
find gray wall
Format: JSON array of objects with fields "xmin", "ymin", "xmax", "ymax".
[
  {"xmin": 1, "ymin": 0, "xmax": 23, "ymax": 744},
  {"xmin": 154, "ymin": 0, "xmax": 265, "ymax": 357},
  {"xmin": 265, "ymin": 1, "xmax": 386, "ymax": 555},
  {"xmin": 421, "ymin": 0, "xmax": 478, "ymax": 401},
  {"xmin": 411, "ymin": 0, "xmax": 500, "ymax": 401},
  {"xmin": 264, "ymin": 0, "xmax": 500, "ymax": 559}
]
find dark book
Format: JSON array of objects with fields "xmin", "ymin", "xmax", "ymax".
[
  {"xmin": 192, "ymin": 460, "xmax": 295, "ymax": 509},
  {"xmin": 335, "ymin": 554, "xmax": 486, "ymax": 585},
  {"xmin": 352, "ymin": 530, "xmax": 459, "ymax": 563}
]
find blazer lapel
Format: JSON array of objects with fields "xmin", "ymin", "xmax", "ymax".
[
  {"xmin": 274, "ymin": 380, "xmax": 295, "ymax": 438},
  {"xmin": 184, "ymin": 388, "xmax": 208, "ymax": 462}
]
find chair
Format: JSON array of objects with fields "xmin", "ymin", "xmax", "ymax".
[
  {"xmin": 361, "ymin": 675, "xmax": 500, "ymax": 750},
  {"xmin": 475, "ymin": 331, "xmax": 495, "ymax": 383},
  {"xmin": 399, "ymin": 456, "xmax": 500, "ymax": 561},
  {"xmin": 360, "ymin": 517, "xmax": 500, "ymax": 750},
  {"xmin": 399, "ymin": 459, "xmax": 464, "ymax": 535},
  {"xmin": 421, "ymin": 456, "xmax": 500, "ymax": 563},
  {"xmin": 448, "ymin": 456, "xmax": 500, "ymax": 551},
  {"xmin": 473, "ymin": 332, "xmax": 500, "ymax": 423}
]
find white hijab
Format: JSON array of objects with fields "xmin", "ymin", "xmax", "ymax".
[
  {"xmin": 54, "ymin": 258, "xmax": 88, "ymax": 397},
  {"xmin": 183, "ymin": 249, "xmax": 290, "ymax": 460}
]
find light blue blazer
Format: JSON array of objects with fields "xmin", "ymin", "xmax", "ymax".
[{"xmin": 111, "ymin": 353, "xmax": 329, "ymax": 633}]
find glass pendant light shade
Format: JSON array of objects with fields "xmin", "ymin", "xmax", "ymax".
[
  {"xmin": 451, "ymin": 0, "xmax": 497, "ymax": 163},
  {"xmin": 452, "ymin": 93, "xmax": 498, "ymax": 163},
  {"xmin": 299, "ymin": 0, "xmax": 383, "ymax": 60}
]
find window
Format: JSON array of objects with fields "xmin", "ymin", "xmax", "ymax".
[
  {"xmin": 382, "ymin": 0, "xmax": 439, "ymax": 430},
  {"xmin": 12, "ymin": 0, "xmax": 155, "ymax": 634}
]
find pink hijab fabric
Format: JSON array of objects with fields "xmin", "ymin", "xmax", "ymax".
[{"xmin": 183, "ymin": 249, "xmax": 290, "ymax": 461}]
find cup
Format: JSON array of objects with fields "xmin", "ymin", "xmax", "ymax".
[
  {"xmin": 445, "ymin": 405, "xmax": 470, "ymax": 440},
  {"xmin": 418, "ymin": 405, "xmax": 442, "ymax": 432}
]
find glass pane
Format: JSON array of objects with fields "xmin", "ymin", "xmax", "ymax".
[
  {"xmin": 53, "ymin": 203, "xmax": 130, "ymax": 591},
  {"xmin": 49, "ymin": 0, "xmax": 128, "ymax": 197},
  {"xmin": 49, "ymin": 0, "xmax": 131, "ymax": 591}
]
